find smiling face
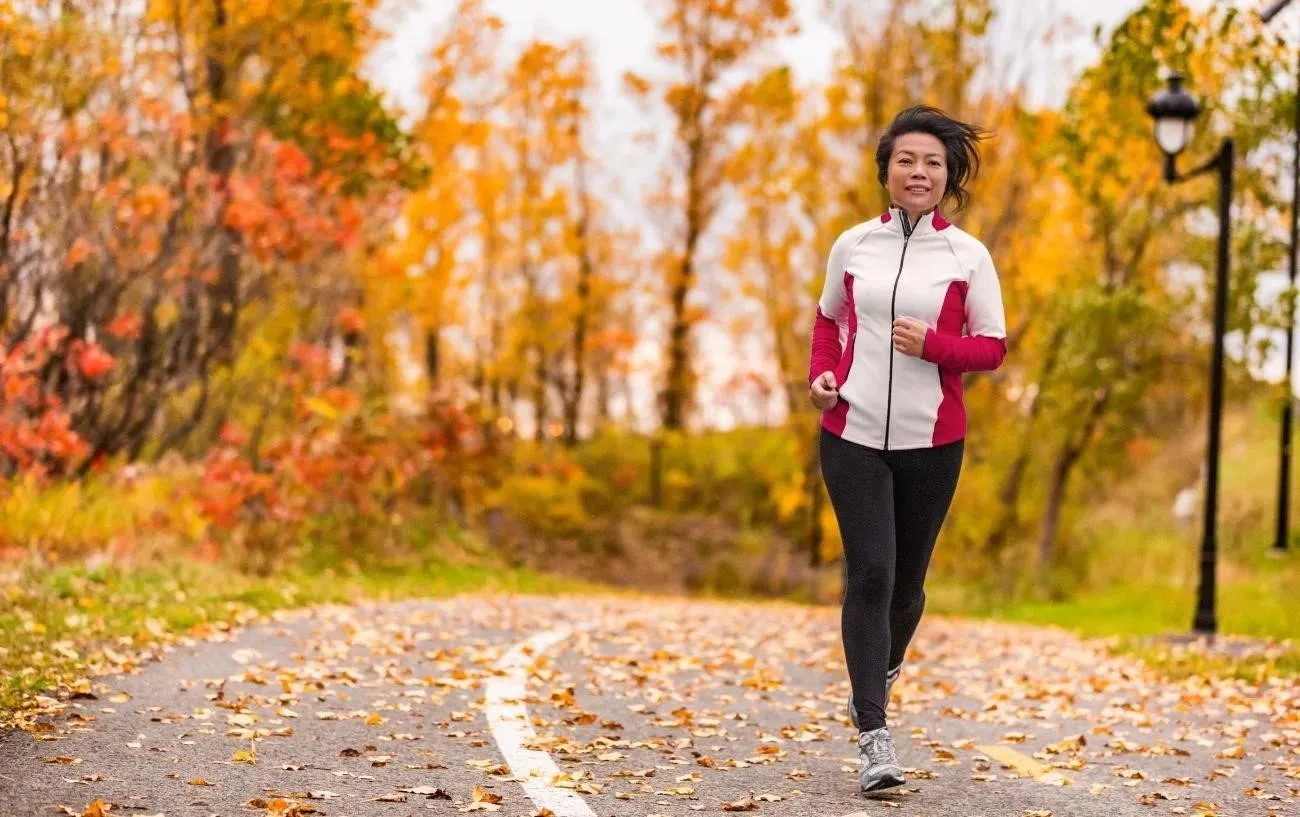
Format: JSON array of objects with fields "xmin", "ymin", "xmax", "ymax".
[{"xmin": 886, "ymin": 132, "xmax": 948, "ymax": 218}]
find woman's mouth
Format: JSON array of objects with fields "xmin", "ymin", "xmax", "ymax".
[{"xmin": 906, "ymin": 185, "xmax": 929, "ymax": 194}]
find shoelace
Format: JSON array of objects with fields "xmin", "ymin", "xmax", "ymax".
[{"xmin": 859, "ymin": 730, "xmax": 896, "ymax": 767}]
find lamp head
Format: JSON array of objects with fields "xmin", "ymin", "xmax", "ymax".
[{"xmin": 1146, "ymin": 72, "xmax": 1200, "ymax": 157}]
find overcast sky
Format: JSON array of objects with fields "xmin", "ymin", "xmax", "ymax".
[{"xmin": 364, "ymin": 1, "xmax": 1164, "ymax": 140}]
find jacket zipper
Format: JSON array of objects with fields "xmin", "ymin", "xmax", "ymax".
[{"xmin": 884, "ymin": 211, "xmax": 913, "ymax": 451}]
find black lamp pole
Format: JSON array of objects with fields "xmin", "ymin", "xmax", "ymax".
[
  {"xmin": 1262, "ymin": 0, "xmax": 1296, "ymax": 555},
  {"xmin": 1147, "ymin": 74, "xmax": 1234, "ymax": 636}
]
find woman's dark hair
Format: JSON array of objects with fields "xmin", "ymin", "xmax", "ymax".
[{"xmin": 875, "ymin": 105, "xmax": 988, "ymax": 211}]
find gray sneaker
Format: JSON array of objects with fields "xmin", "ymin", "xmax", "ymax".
[
  {"xmin": 858, "ymin": 726, "xmax": 905, "ymax": 792},
  {"xmin": 846, "ymin": 664, "xmax": 902, "ymax": 731}
]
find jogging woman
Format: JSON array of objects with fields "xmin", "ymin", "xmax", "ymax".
[{"xmin": 807, "ymin": 105, "xmax": 1007, "ymax": 793}]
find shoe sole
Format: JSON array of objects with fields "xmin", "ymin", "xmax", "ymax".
[{"xmin": 860, "ymin": 766, "xmax": 905, "ymax": 792}]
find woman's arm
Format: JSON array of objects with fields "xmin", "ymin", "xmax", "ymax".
[
  {"xmin": 809, "ymin": 231, "xmax": 854, "ymax": 385},
  {"xmin": 921, "ymin": 248, "xmax": 1007, "ymax": 372}
]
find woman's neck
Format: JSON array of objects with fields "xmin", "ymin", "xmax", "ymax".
[{"xmin": 892, "ymin": 204, "xmax": 934, "ymax": 225}]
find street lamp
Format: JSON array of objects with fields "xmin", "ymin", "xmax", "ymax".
[
  {"xmin": 1260, "ymin": 0, "xmax": 1296, "ymax": 555},
  {"xmin": 1146, "ymin": 72, "xmax": 1234, "ymax": 636}
]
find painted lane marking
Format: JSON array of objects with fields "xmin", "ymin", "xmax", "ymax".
[
  {"xmin": 486, "ymin": 626, "xmax": 597, "ymax": 817},
  {"xmin": 977, "ymin": 744, "xmax": 1073, "ymax": 785}
]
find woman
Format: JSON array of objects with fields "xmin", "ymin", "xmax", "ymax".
[{"xmin": 807, "ymin": 105, "xmax": 1006, "ymax": 793}]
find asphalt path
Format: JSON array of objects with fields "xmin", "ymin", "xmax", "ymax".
[{"xmin": 2, "ymin": 594, "xmax": 1296, "ymax": 817}]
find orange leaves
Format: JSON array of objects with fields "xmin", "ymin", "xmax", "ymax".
[
  {"xmin": 64, "ymin": 238, "xmax": 94, "ymax": 268},
  {"xmin": 79, "ymin": 801, "xmax": 112, "ymax": 817},
  {"xmin": 336, "ymin": 307, "xmax": 365, "ymax": 335},
  {"xmin": 131, "ymin": 184, "xmax": 173, "ymax": 219}
]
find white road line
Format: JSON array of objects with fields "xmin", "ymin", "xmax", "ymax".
[{"xmin": 486, "ymin": 626, "xmax": 597, "ymax": 817}]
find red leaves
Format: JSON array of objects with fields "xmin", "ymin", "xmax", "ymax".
[
  {"xmin": 105, "ymin": 312, "xmax": 142, "ymax": 341},
  {"xmin": 72, "ymin": 342, "xmax": 115, "ymax": 381},
  {"xmin": 221, "ymin": 130, "xmax": 367, "ymax": 263},
  {"xmin": 219, "ymin": 423, "xmax": 250, "ymax": 447},
  {"xmin": 289, "ymin": 342, "xmax": 331, "ymax": 385},
  {"xmin": 0, "ymin": 328, "xmax": 91, "ymax": 478}
]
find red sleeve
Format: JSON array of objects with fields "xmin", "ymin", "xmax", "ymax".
[
  {"xmin": 921, "ymin": 330, "xmax": 1006, "ymax": 372},
  {"xmin": 809, "ymin": 307, "xmax": 842, "ymax": 385}
]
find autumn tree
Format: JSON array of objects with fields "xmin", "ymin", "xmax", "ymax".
[
  {"xmin": 0, "ymin": 1, "xmax": 419, "ymax": 478},
  {"xmin": 722, "ymin": 66, "xmax": 814, "ymax": 417},
  {"xmin": 630, "ymin": 0, "xmax": 796, "ymax": 431},
  {"xmin": 977, "ymin": 1, "xmax": 1290, "ymax": 579},
  {"xmin": 378, "ymin": 0, "xmax": 503, "ymax": 399}
]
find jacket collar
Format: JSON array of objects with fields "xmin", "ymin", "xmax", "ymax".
[{"xmin": 881, "ymin": 205, "xmax": 950, "ymax": 236}]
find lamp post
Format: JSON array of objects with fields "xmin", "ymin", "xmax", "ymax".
[
  {"xmin": 1146, "ymin": 72, "xmax": 1234, "ymax": 636},
  {"xmin": 1261, "ymin": 0, "xmax": 1297, "ymax": 554}
]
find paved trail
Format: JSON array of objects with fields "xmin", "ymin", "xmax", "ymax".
[{"xmin": 2, "ymin": 594, "xmax": 1296, "ymax": 817}]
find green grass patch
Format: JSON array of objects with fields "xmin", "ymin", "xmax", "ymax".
[
  {"xmin": 0, "ymin": 556, "xmax": 607, "ymax": 725},
  {"xmin": 927, "ymin": 566, "xmax": 1300, "ymax": 681}
]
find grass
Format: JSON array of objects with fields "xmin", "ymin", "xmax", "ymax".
[
  {"xmin": 0, "ymin": 556, "xmax": 608, "ymax": 725},
  {"xmin": 927, "ymin": 546, "xmax": 1300, "ymax": 681},
  {"xmin": 926, "ymin": 391, "xmax": 1300, "ymax": 680}
]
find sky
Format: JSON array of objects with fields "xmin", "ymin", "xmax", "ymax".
[
  {"xmin": 367, "ymin": 1, "xmax": 1147, "ymax": 108},
  {"xmin": 360, "ymin": 0, "xmax": 1298, "ymax": 429}
]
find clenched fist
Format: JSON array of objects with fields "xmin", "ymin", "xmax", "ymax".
[
  {"xmin": 892, "ymin": 316, "xmax": 929, "ymax": 358},
  {"xmin": 809, "ymin": 371, "xmax": 838, "ymax": 411}
]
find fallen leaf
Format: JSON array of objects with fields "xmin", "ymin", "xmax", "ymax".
[
  {"xmin": 399, "ymin": 786, "xmax": 452, "ymax": 799},
  {"xmin": 80, "ymin": 801, "xmax": 111, "ymax": 817},
  {"xmin": 722, "ymin": 795, "xmax": 759, "ymax": 811}
]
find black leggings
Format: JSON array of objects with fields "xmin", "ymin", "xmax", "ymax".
[{"xmin": 819, "ymin": 428, "xmax": 963, "ymax": 732}]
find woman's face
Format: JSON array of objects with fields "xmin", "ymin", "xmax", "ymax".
[{"xmin": 887, "ymin": 132, "xmax": 948, "ymax": 216}]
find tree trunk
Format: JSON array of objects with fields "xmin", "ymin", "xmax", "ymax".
[
  {"xmin": 1036, "ymin": 448, "xmax": 1074, "ymax": 570},
  {"xmin": 663, "ymin": 127, "xmax": 705, "ymax": 431},
  {"xmin": 985, "ymin": 325, "xmax": 1066, "ymax": 554},
  {"xmin": 949, "ymin": 0, "xmax": 965, "ymax": 119},
  {"xmin": 425, "ymin": 327, "xmax": 439, "ymax": 386},
  {"xmin": 206, "ymin": 0, "xmax": 240, "ymax": 366},
  {"xmin": 533, "ymin": 348, "xmax": 546, "ymax": 442},
  {"xmin": 595, "ymin": 368, "xmax": 611, "ymax": 426},
  {"xmin": 1037, "ymin": 388, "xmax": 1111, "ymax": 568},
  {"xmin": 564, "ymin": 140, "xmax": 594, "ymax": 447}
]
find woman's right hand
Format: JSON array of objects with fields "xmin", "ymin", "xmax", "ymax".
[{"xmin": 809, "ymin": 371, "xmax": 838, "ymax": 411}]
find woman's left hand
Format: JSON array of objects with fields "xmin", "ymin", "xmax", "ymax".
[{"xmin": 892, "ymin": 317, "xmax": 929, "ymax": 357}]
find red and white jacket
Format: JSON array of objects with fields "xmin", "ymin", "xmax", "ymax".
[{"xmin": 809, "ymin": 206, "xmax": 1007, "ymax": 450}]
